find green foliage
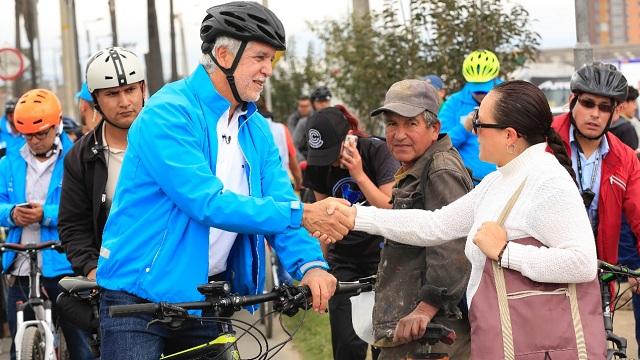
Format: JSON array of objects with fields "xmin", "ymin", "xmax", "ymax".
[
  {"xmin": 282, "ymin": 310, "xmax": 332, "ymax": 360},
  {"xmin": 277, "ymin": 0, "xmax": 540, "ymax": 132},
  {"xmin": 419, "ymin": 0, "xmax": 540, "ymax": 90},
  {"xmin": 270, "ymin": 38, "xmax": 325, "ymax": 122}
]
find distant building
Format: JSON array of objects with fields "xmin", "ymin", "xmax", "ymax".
[{"xmin": 588, "ymin": 0, "xmax": 640, "ymax": 45}]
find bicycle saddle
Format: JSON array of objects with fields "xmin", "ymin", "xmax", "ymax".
[{"xmin": 59, "ymin": 276, "xmax": 99, "ymax": 294}]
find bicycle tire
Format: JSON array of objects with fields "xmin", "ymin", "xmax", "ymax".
[
  {"xmin": 263, "ymin": 246, "xmax": 274, "ymax": 338},
  {"xmin": 20, "ymin": 326, "xmax": 45, "ymax": 360},
  {"xmin": 56, "ymin": 324, "xmax": 70, "ymax": 360}
]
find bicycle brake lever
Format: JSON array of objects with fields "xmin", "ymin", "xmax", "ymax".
[{"xmin": 146, "ymin": 303, "xmax": 189, "ymax": 330}]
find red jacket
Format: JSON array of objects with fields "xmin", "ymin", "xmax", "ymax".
[{"xmin": 552, "ymin": 113, "xmax": 640, "ymax": 264}]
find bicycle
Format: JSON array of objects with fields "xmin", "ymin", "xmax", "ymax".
[
  {"xmin": 0, "ymin": 241, "xmax": 69, "ymax": 360},
  {"xmin": 598, "ymin": 260, "xmax": 640, "ymax": 359},
  {"xmin": 258, "ymin": 243, "xmax": 283, "ymax": 339},
  {"xmin": 109, "ymin": 277, "xmax": 456, "ymax": 360},
  {"xmin": 56, "ymin": 277, "xmax": 100, "ymax": 358}
]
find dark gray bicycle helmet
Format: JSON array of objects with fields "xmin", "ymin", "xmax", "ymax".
[
  {"xmin": 4, "ymin": 99, "xmax": 16, "ymax": 114},
  {"xmin": 570, "ymin": 62, "xmax": 628, "ymax": 102},
  {"xmin": 310, "ymin": 86, "xmax": 332, "ymax": 102},
  {"xmin": 200, "ymin": 1, "xmax": 286, "ymax": 54},
  {"xmin": 200, "ymin": 2, "xmax": 286, "ymax": 104}
]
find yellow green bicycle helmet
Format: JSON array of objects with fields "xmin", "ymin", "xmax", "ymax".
[{"xmin": 462, "ymin": 50, "xmax": 500, "ymax": 83}]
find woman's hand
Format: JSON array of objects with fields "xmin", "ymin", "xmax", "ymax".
[
  {"xmin": 473, "ymin": 221, "xmax": 507, "ymax": 261},
  {"xmin": 340, "ymin": 141, "xmax": 365, "ymax": 181}
]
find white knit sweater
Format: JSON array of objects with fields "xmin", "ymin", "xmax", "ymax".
[{"xmin": 354, "ymin": 143, "xmax": 598, "ymax": 306}]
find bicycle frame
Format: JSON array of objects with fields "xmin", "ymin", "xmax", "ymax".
[{"xmin": 4, "ymin": 242, "xmax": 63, "ymax": 360}]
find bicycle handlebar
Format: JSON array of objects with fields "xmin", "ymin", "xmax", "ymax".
[
  {"xmin": 598, "ymin": 260, "xmax": 640, "ymax": 282},
  {"xmin": 0, "ymin": 241, "xmax": 64, "ymax": 253},
  {"xmin": 109, "ymin": 281, "xmax": 372, "ymax": 317}
]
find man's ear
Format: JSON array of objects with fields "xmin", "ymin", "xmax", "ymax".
[{"xmin": 214, "ymin": 46, "xmax": 234, "ymax": 69}]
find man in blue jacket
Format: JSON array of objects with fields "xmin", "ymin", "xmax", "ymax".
[
  {"xmin": 0, "ymin": 89, "xmax": 89, "ymax": 360},
  {"xmin": 97, "ymin": 2, "xmax": 342, "ymax": 359},
  {"xmin": 0, "ymin": 99, "xmax": 25, "ymax": 159},
  {"xmin": 438, "ymin": 50, "xmax": 502, "ymax": 180}
]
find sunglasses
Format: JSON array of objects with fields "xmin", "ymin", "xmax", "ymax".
[
  {"xmin": 577, "ymin": 97, "xmax": 614, "ymax": 113},
  {"xmin": 24, "ymin": 126, "xmax": 53, "ymax": 140},
  {"xmin": 471, "ymin": 110, "xmax": 510, "ymax": 134}
]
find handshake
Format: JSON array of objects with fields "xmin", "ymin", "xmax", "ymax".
[{"xmin": 302, "ymin": 198, "xmax": 357, "ymax": 243}]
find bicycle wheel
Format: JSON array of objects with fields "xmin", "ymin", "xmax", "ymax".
[
  {"xmin": 55, "ymin": 325, "xmax": 70, "ymax": 360},
  {"xmin": 263, "ymin": 246, "xmax": 274, "ymax": 339},
  {"xmin": 20, "ymin": 326, "xmax": 45, "ymax": 360}
]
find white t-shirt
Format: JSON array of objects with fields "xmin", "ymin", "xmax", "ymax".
[
  {"xmin": 208, "ymin": 107, "xmax": 249, "ymax": 276},
  {"xmin": 101, "ymin": 122, "xmax": 125, "ymax": 211}
]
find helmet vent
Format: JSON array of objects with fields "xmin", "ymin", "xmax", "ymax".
[
  {"xmin": 224, "ymin": 19, "xmax": 248, "ymax": 33},
  {"xmin": 33, "ymin": 100, "xmax": 42, "ymax": 104},
  {"xmin": 257, "ymin": 24, "xmax": 274, "ymax": 38},
  {"xmin": 248, "ymin": 14, "xmax": 268, "ymax": 25},
  {"xmin": 129, "ymin": 71, "xmax": 136, "ymax": 76},
  {"xmin": 221, "ymin": 11, "xmax": 246, "ymax": 22},
  {"xmin": 33, "ymin": 119, "xmax": 42, "ymax": 124},
  {"xmin": 105, "ymin": 76, "xmax": 114, "ymax": 80}
]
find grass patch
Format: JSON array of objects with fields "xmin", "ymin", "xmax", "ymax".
[{"xmin": 282, "ymin": 310, "xmax": 332, "ymax": 360}]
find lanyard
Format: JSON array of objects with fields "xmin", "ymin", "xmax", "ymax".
[{"xmin": 574, "ymin": 140, "xmax": 599, "ymax": 192}]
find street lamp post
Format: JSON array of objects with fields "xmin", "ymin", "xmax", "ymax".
[{"xmin": 574, "ymin": 0, "xmax": 593, "ymax": 69}]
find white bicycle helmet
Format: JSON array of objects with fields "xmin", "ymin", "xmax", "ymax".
[{"xmin": 86, "ymin": 47, "xmax": 145, "ymax": 93}]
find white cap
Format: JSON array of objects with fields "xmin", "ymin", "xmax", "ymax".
[{"xmin": 86, "ymin": 47, "xmax": 145, "ymax": 93}]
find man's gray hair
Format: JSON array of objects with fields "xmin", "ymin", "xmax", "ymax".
[
  {"xmin": 422, "ymin": 111, "xmax": 439, "ymax": 126},
  {"xmin": 200, "ymin": 36, "xmax": 242, "ymax": 74}
]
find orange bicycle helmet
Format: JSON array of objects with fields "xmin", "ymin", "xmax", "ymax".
[{"xmin": 14, "ymin": 89, "xmax": 62, "ymax": 134}]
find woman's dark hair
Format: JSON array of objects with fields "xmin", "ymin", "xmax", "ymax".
[
  {"xmin": 491, "ymin": 80, "xmax": 576, "ymax": 181},
  {"xmin": 334, "ymin": 104, "xmax": 368, "ymax": 137}
]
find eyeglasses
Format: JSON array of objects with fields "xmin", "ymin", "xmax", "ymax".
[
  {"xmin": 24, "ymin": 126, "xmax": 53, "ymax": 140},
  {"xmin": 471, "ymin": 110, "xmax": 510, "ymax": 134},
  {"xmin": 577, "ymin": 97, "xmax": 614, "ymax": 113}
]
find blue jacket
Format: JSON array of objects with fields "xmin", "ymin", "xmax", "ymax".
[
  {"xmin": 438, "ymin": 80, "xmax": 502, "ymax": 180},
  {"xmin": 97, "ymin": 65, "xmax": 328, "ymax": 304},
  {"xmin": 0, "ymin": 115, "xmax": 25, "ymax": 158},
  {"xmin": 0, "ymin": 136, "xmax": 74, "ymax": 277}
]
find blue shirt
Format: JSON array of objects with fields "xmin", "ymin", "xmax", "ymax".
[{"xmin": 569, "ymin": 125, "xmax": 609, "ymax": 229}]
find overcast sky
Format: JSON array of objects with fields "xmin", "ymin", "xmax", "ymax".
[{"xmin": 0, "ymin": 0, "xmax": 577, "ymax": 83}]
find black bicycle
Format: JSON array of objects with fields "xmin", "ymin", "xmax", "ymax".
[
  {"xmin": 108, "ymin": 277, "xmax": 456, "ymax": 360},
  {"xmin": 598, "ymin": 260, "xmax": 640, "ymax": 359}
]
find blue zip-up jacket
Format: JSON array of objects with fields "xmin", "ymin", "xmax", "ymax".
[
  {"xmin": 0, "ymin": 115, "xmax": 25, "ymax": 158},
  {"xmin": 0, "ymin": 136, "xmax": 74, "ymax": 277},
  {"xmin": 438, "ymin": 80, "xmax": 502, "ymax": 180},
  {"xmin": 97, "ymin": 65, "xmax": 329, "ymax": 304}
]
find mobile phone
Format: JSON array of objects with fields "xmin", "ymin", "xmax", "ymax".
[
  {"xmin": 15, "ymin": 202, "xmax": 32, "ymax": 209},
  {"xmin": 340, "ymin": 134, "xmax": 358, "ymax": 168}
]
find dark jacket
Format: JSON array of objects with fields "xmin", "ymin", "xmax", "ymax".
[
  {"xmin": 58, "ymin": 121, "xmax": 108, "ymax": 276},
  {"xmin": 373, "ymin": 134, "xmax": 473, "ymax": 342}
]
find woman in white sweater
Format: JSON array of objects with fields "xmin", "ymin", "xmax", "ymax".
[{"xmin": 320, "ymin": 80, "xmax": 604, "ymax": 358}]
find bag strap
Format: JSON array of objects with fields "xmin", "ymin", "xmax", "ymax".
[
  {"xmin": 491, "ymin": 178, "xmax": 527, "ymax": 360},
  {"xmin": 492, "ymin": 178, "xmax": 588, "ymax": 360}
]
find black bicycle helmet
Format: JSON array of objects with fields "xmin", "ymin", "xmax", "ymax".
[
  {"xmin": 310, "ymin": 86, "xmax": 332, "ymax": 102},
  {"xmin": 570, "ymin": 62, "xmax": 628, "ymax": 102},
  {"xmin": 4, "ymin": 99, "xmax": 16, "ymax": 114},
  {"xmin": 200, "ymin": 1, "xmax": 286, "ymax": 54},
  {"xmin": 199, "ymin": 2, "xmax": 286, "ymax": 104}
]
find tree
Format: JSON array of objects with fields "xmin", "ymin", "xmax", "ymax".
[
  {"xmin": 311, "ymin": 0, "xmax": 540, "ymax": 132},
  {"xmin": 269, "ymin": 38, "xmax": 325, "ymax": 122}
]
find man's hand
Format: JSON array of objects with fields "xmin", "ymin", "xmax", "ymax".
[
  {"xmin": 393, "ymin": 301, "xmax": 439, "ymax": 344},
  {"xmin": 473, "ymin": 221, "xmax": 508, "ymax": 261},
  {"xmin": 303, "ymin": 198, "xmax": 352, "ymax": 242},
  {"xmin": 86, "ymin": 268, "xmax": 97, "ymax": 281},
  {"xmin": 313, "ymin": 205, "xmax": 357, "ymax": 245},
  {"xmin": 11, "ymin": 203, "xmax": 43, "ymax": 226},
  {"xmin": 628, "ymin": 276, "xmax": 640, "ymax": 294},
  {"xmin": 463, "ymin": 111, "xmax": 475, "ymax": 132},
  {"xmin": 299, "ymin": 268, "xmax": 337, "ymax": 313}
]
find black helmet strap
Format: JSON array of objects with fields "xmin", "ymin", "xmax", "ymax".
[{"xmin": 208, "ymin": 40, "xmax": 248, "ymax": 104}]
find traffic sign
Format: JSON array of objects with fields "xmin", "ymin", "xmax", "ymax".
[{"xmin": 0, "ymin": 48, "xmax": 26, "ymax": 81}]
